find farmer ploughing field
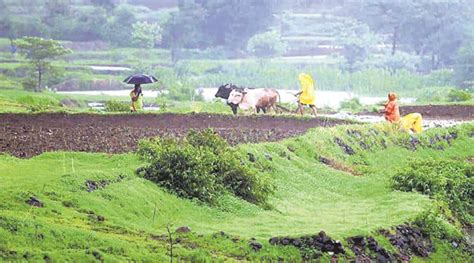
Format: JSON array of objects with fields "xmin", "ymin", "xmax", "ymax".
[{"xmin": 1, "ymin": 1, "xmax": 473, "ymax": 262}]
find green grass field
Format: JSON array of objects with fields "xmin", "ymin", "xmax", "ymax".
[{"xmin": 1, "ymin": 122, "xmax": 472, "ymax": 261}]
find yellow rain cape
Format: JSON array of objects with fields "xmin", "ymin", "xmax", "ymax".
[
  {"xmin": 399, "ymin": 113, "xmax": 423, "ymax": 133},
  {"xmin": 298, "ymin": 73, "xmax": 316, "ymax": 105}
]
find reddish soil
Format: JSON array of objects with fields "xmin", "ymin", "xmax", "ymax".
[
  {"xmin": 0, "ymin": 113, "xmax": 351, "ymax": 158},
  {"xmin": 360, "ymin": 105, "xmax": 474, "ymax": 120}
]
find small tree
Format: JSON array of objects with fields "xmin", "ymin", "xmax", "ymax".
[
  {"xmin": 14, "ymin": 37, "xmax": 71, "ymax": 92},
  {"xmin": 337, "ymin": 21, "xmax": 378, "ymax": 75},
  {"xmin": 246, "ymin": 31, "xmax": 286, "ymax": 58},
  {"xmin": 132, "ymin": 21, "xmax": 162, "ymax": 49}
]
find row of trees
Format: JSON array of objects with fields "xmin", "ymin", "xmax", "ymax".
[
  {"xmin": 0, "ymin": 0, "xmax": 160, "ymax": 48},
  {"xmin": 347, "ymin": 0, "xmax": 471, "ymax": 71},
  {"xmin": 162, "ymin": 0, "xmax": 276, "ymax": 60},
  {"xmin": 1, "ymin": 0, "xmax": 473, "ymax": 90},
  {"xmin": 0, "ymin": 0, "xmax": 278, "ymax": 56}
]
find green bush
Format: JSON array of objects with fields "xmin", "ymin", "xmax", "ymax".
[
  {"xmin": 247, "ymin": 31, "xmax": 286, "ymax": 57},
  {"xmin": 447, "ymin": 88, "xmax": 472, "ymax": 102},
  {"xmin": 104, "ymin": 100, "xmax": 130, "ymax": 112},
  {"xmin": 392, "ymin": 159, "xmax": 473, "ymax": 224},
  {"xmin": 27, "ymin": 104, "xmax": 49, "ymax": 112},
  {"xmin": 21, "ymin": 78, "xmax": 37, "ymax": 91},
  {"xmin": 412, "ymin": 202, "xmax": 463, "ymax": 240},
  {"xmin": 339, "ymin": 97, "xmax": 362, "ymax": 111},
  {"xmin": 423, "ymin": 69, "xmax": 454, "ymax": 87},
  {"xmin": 16, "ymin": 94, "xmax": 60, "ymax": 107},
  {"xmin": 137, "ymin": 129, "xmax": 273, "ymax": 205},
  {"xmin": 415, "ymin": 86, "xmax": 450, "ymax": 103}
]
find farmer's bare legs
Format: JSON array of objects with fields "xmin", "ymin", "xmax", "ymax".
[
  {"xmin": 297, "ymin": 103, "xmax": 304, "ymax": 115},
  {"xmin": 310, "ymin": 105, "xmax": 317, "ymax": 116}
]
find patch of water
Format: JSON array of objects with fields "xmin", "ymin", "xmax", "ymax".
[
  {"xmin": 58, "ymin": 90, "xmax": 166, "ymax": 97},
  {"xmin": 321, "ymin": 112, "xmax": 467, "ymax": 129},
  {"xmin": 59, "ymin": 88, "xmax": 416, "ymax": 109},
  {"xmin": 87, "ymin": 102, "xmax": 159, "ymax": 111}
]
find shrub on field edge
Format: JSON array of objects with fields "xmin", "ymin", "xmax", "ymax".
[
  {"xmin": 339, "ymin": 97, "xmax": 362, "ymax": 112},
  {"xmin": 392, "ymin": 158, "xmax": 473, "ymax": 225},
  {"xmin": 137, "ymin": 129, "xmax": 273, "ymax": 205},
  {"xmin": 413, "ymin": 202, "xmax": 463, "ymax": 240},
  {"xmin": 447, "ymin": 88, "xmax": 472, "ymax": 102},
  {"xmin": 104, "ymin": 100, "xmax": 130, "ymax": 112}
]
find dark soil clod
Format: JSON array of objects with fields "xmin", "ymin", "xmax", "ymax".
[
  {"xmin": 382, "ymin": 224, "xmax": 433, "ymax": 258},
  {"xmin": 269, "ymin": 231, "xmax": 345, "ymax": 258},
  {"xmin": 249, "ymin": 240, "xmax": 263, "ymax": 251},
  {"xmin": 26, "ymin": 196, "xmax": 43, "ymax": 207},
  {"xmin": 334, "ymin": 137, "xmax": 355, "ymax": 155},
  {"xmin": 247, "ymin": 152, "xmax": 256, "ymax": 162},
  {"xmin": 175, "ymin": 226, "xmax": 192, "ymax": 234},
  {"xmin": 85, "ymin": 180, "xmax": 109, "ymax": 192},
  {"xmin": 318, "ymin": 156, "xmax": 361, "ymax": 176}
]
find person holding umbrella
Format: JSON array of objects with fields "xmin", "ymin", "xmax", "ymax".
[
  {"xmin": 130, "ymin": 84, "xmax": 143, "ymax": 112},
  {"xmin": 123, "ymin": 73, "xmax": 158, "ymax": 112}
]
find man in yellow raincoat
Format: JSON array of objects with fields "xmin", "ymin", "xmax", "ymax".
[
  {"xmin": 296, "ymin": 73, "xmax": 317, "ymax": 116},
  {"xmin": 382, "ymin": 92, "xmax": 423, "ymax": 133},
  {"xmin": 130, "ymin": 84, "xmax": 143, "ymax": 112}
]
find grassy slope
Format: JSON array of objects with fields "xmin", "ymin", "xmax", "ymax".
[{"xmin": 1, "ymin": 123, "xmax": 473, "ymax": 261}]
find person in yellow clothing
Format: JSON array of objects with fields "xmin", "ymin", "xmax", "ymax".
[
  {"xmin": 130, "ymin": 84, "xmax": 143, "ymax": 112},
  {"xmin": 399, "ymin": 113, "xmax": 423, "ymax": 134},
  {"xmin": 381, "ymin": 92, "xmax": 423, "ymax": 133},
  {"xmin": 296, "ymin": 73, "xmax": 317, "ymax": 116}
]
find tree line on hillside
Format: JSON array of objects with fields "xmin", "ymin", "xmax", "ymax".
[{"xmin": 0, "ymin": 0, "xmax": 473, "ymax": 91}]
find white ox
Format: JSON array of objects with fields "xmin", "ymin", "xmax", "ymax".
[{"xmin": 227, "ymin": 88, "xmax": 279, "ymax": 114}]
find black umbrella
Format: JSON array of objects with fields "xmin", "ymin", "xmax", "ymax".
[{"xmin": 123, "ymin": 74, "xmax": 158, "ymax": 85}]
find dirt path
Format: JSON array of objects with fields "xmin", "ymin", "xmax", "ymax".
[{"xmin": 0, "ymin": 113, "xmax": 351, "ymax": 158}]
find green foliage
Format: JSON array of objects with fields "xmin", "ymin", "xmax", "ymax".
[
  {"xmin": 337, "ymin": 21, "xmax": 378, "ymax": 73},
  {"xmin": 101, "ymin": 5, "xmax": 136, "ymax": 47},
  {"xmin": 352, "ymin": 1, "xmax": 468, "ymax": 70},
  {"xmin": 0, "ymin": 123, "xmax": 473, "ymax": 261},
  {"xmin": 247, "ymin": 31, "xmax": 286, "ymax": 58},
  {"xmin": 137, "ymin": 129, "xmax": 273, "ymax": 205},
  {"xmin": 339, "ymin": 97, "xmax": 362, "ymax": 112},
  {"xmin": 91, "ymin": 0, "xmax": 116, "ymax": 10},
  {"xmin": 162, "ymin": 0, "xmax": 275, "ymax": 60},
  {"xmin": 447, "ymin": 88, "xmax": 472, "ymax": 102},
  {"xmin": 392, "ymin": 159, "xmax": 473, "ymax": 224},
  {"xmin": 131, "ymin": 21, "xmax": 162, "ymax": 49},
  {"xmin": 454, "ymin": 33, "xmax": 474, "ymax": 88},
  {"xmin": 177, "ymin": 60, "xmax": 428, "ymax": 95},
  {"xmin": 14, "ymin": 37, "xmax": 71, "ymax": 92},
  {"xmin": 20, "ymin": 78, "xmax": 37, "ymax": 91},
  {"xmin": 423, "ymin": 69, "xmax": 454, "ymax": 87},
  {"xmin": 26, "ymin": 104, "xmax": 49, "ymax": 112},
  {"xmin": 412, "ymin": 203, "xmax": 463, "ymax": 240},
  {"xmin": 415, "ymin": 86, "xmax": 473, "ymax": 104},
  {"xmin": 375, "ymin": 52, "xmax": 420, "ymax": 74},
  {"xmin": 15, "ymin": 94, "xmax": 60, "ymax": 107},
  {"xmin": 104, "ymin": 100, "xmax": 130, "ymax": 112}
]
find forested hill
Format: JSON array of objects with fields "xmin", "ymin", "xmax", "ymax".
[
  {"xmin": 0, "ymin": 0, "xmax": 473, "ymax": 97},
  {"xmin": 1, "ymin": 1, "xmax": 472, "ymax": 69}
]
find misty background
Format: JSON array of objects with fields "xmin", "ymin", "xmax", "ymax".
[{"xmin": 0, "ymin": 0, "xmax": 473, "ymax": 106}]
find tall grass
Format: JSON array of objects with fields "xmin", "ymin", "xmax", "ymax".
[{"xmin": 175, "ymin": 59, "xmax": 450, "ymax": 96}]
